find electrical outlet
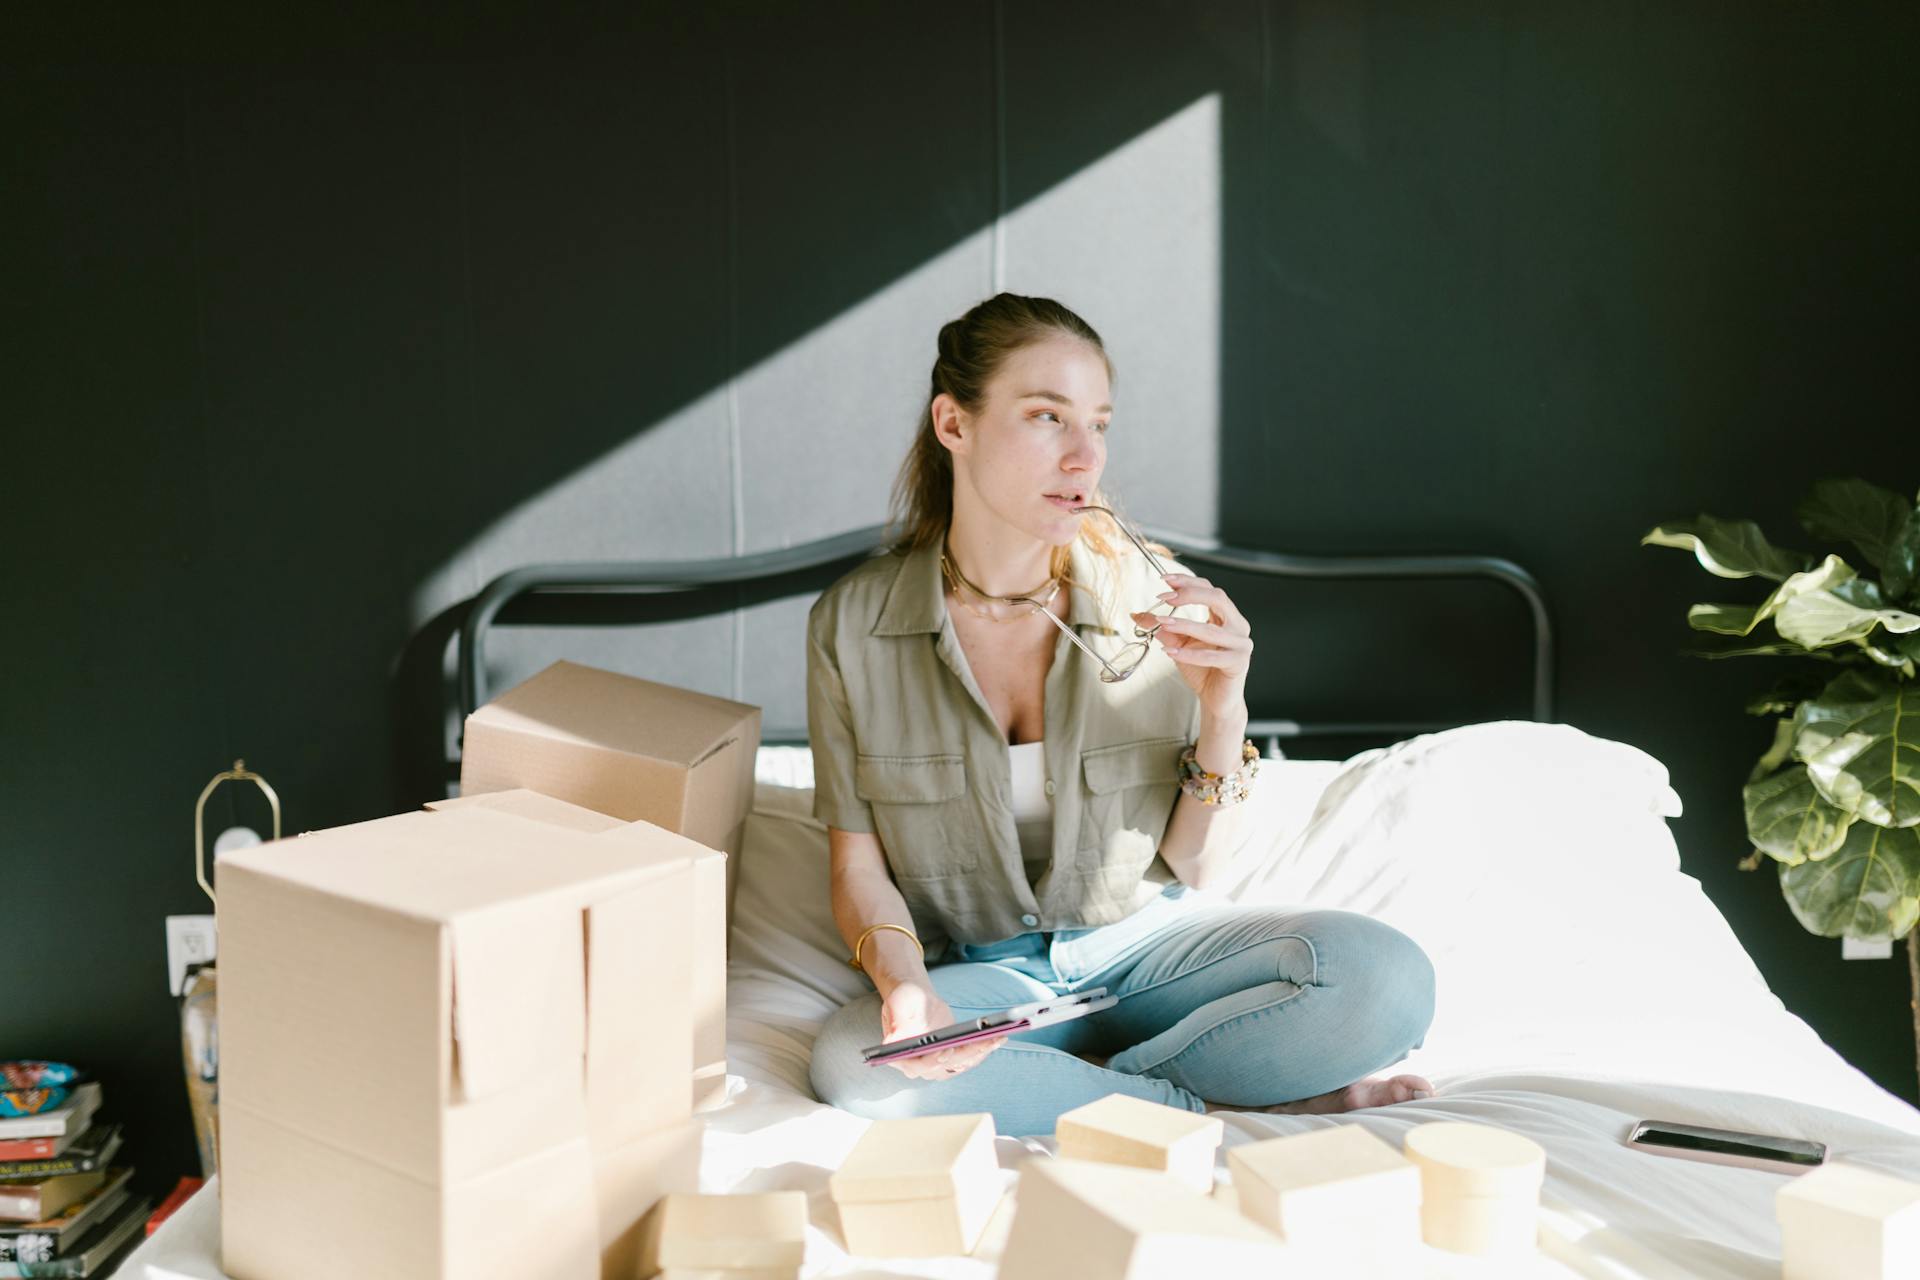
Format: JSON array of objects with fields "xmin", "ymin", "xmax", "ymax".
[
  {"xmin": 1842, "ymin": 936, "xmax": 1893, "ymax": 961},
  {"xmin": 166, "ymin": 915, "xmax": 218, "ymax": 995}
]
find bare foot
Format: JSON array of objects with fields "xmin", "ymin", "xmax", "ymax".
[{"xmin": 1205, "ymin": 1073, "xmax": 1434, "ymax": 1116}]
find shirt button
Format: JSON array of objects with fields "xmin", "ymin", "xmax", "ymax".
[
  {"xmin": 1043, "ymin": 779, "xmax": 1056, "ymax": 797},
  {"xmin": 1021, "ymin": 913, "xmax": 1039, "ymax": 927}
]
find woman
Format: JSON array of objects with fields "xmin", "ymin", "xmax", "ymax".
[{"xmin": 805, "ymin": 293, "xmax": 1435, "ymax": 1137}]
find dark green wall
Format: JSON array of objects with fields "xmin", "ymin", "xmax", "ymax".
[{"xmin": 5, "ymin": 3, "xmax": 1916, "ymax": 1204}]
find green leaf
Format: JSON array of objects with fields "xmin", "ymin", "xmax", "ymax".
[
  {"xmin": 1794, "ymin": 478, "xmax": 1911, "ymax": 571},
  {"xmin": 1684, "ymin": 641, "xmax": 1850, "ymax": 663},
  {"xmin": 1749, "ymin": 717, "xmax": 1798, "ymax": 778},
  {"xmin": 1745, "ymin": 675, "xmax": 1830, "ymax": 717},
  {"xmin": 1642, "ymin": 517, "xmax": 1813, "ymax": 581},
  {"xmin": 1779, "ymin": 820, "xmax": 1920, "ymax": 941},
  {"xmin": 1744, "ymin": 763, "xmax": 1852, "ymax": 863},
  {"xmin": 1884, "ymin": 505, "xmax": 1920, "ymax": 603},
  {"xmin": 1853, "ymin": 633, "xmax": 1918, "ymax": 677},
  {"xmin": 1792, "ymin": 670, "xmax": 1920, "ymax": 827},
  {"xmin": 1773, "ymin": 588, "xmax": 1920, "ymax": 649},
  {"xmin": 1684, "ymin": 555, "xmax": 1857, "ymax": 637}
]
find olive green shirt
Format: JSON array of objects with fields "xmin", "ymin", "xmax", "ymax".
[{"xmin": 805, "ymin": 535, "xmax": 1203, "ymax": 962}]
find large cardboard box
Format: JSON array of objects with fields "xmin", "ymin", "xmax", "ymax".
[
  {"xmin": 427, "ymin": 787, "xmax": 730, "ymax": 1111},
  {"xmin": 458, "ymin": 659, "xmax": 759, "ymax": 924},
  {"xmin": 457, "ymin": 659, "xmax": 757, "ymax": 1107},
  {"xmin": 217, "ymin": 806, "xmax": 706, "ymax": 1280}
]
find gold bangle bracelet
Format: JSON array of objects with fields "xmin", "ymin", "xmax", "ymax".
[{"xmin": 850, "ymin": 923, "xmax": 923, "ymax": 974}]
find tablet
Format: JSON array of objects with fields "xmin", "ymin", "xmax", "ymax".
[{"xmin": 861, "ymin": 988, "xmax": 1119, "ymax": 1066}]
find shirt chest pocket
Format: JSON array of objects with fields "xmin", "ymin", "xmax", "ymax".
[
  {"xmin": 1078, "ymin": 736, "xmax": 1185, "ymax": 867},
  {"xmin": 855, "ymin": 753, "xmax": 979, "ymax": 878}
]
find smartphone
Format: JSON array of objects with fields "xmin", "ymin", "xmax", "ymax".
[{"xmin": 1625, "ymin": 1119, "xmax": 1827, "ymax": 1173}]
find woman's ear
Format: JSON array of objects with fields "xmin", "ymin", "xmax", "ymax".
[{"xmin": 930, "ymin": 393, "xmax": 970, "ymax": 456}]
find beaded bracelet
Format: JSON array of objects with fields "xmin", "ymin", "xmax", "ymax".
[{"xmin": 1177, "ymin": 738, "xmax": 1261, "ymax": 806}]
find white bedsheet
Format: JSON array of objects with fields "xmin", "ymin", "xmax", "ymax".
[{"xmin": 126, "ymin": 722, "xmax": 1920, "ymax": 1279}]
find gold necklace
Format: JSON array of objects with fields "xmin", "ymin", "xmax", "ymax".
[{"xmin": 941, "ymin": 553, "xmax": 1059, "ymax": 624}]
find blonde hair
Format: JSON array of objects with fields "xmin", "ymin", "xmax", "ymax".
[{"xmin": 885, "ymin": 293, "xmax": 1164, "ymax": 612}]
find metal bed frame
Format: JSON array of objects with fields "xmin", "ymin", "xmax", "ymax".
[{"xmin": 452, "ymin": 524, "xmax": 1553, "ymax": 768}]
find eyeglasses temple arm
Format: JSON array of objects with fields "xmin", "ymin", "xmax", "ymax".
[{"xmin": 1029, "ymin": 597, "xmax": 1128, "ymax": 682}]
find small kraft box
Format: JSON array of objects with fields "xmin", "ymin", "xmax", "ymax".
[
  {"xmin": 1403, "ymin": 1121, "xmax": 1546, "ymax": 1257},
  {"xmin": 216, "ymin": 806, "xmax": 703, "ymax": 1280},
  {"xmin": 998, "ymin": 1158, "xmax": 1286, "ymax": 1279},
  {"xmin": 1226, "ymin": 1123, "xmax": 1422, "ymax": 1256},
  {"xmin": 456, "ymin": 659, "xmax": 759, "ymax": 1109},
  {"xmin": 827, "ymin": 1114, "xmax": 1004, "ymax": 1257},
  {"xmin": 426, "ymin": 787, "xmax": 730, "ymax": 1111},
  {"xmin": 1776, "ymin": 1160, "xmax": 1920, "ymax": 1280},
  {"xmin": 1055, "ymin": 1093, "xmax": 1224, "ymax": 1194},
  {"xmin": 636, "ymin": 1191, "xmax": 808, "ymax": 1278}
]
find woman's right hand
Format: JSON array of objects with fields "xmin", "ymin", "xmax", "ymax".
[{"xmin": 879, "ymin": 980, "xmax": 1006, "ymax": 1081}]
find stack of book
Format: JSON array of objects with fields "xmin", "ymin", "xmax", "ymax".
[{"xmin": 0, "ymin": 1084, "xmax": 149, "ymax": 1279}]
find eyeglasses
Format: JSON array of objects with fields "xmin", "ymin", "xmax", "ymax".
[{"xmin": 962, "ymin": 504, "xmax": 1176, "ymax": 684}]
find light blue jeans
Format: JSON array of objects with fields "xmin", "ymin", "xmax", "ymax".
[{"xmin": 808, "ymin": 887, "xmax": 1437, "ymax": 1137}]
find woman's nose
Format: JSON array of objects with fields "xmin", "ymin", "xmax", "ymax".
[{"xmin": 1062, "ymin": 430, "xmax": 1101, "ymax": 471}]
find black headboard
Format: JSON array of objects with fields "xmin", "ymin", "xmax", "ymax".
[{"xmin": 450, "ymin": 524, "xmax": 1552, "ymax": 777}]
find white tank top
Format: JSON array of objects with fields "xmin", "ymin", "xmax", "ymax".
[{"xmin": 1009, "ymin": 740, "xmax": 1051, "ymax": 886}]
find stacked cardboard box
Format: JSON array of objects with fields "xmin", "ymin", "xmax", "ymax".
[
  {"xmin": 456, "ymin": 660, "xmax": 758, "ymax": 1111},
  {"xmin": 217, "ymin": 663, "xmax": 759, "ymax": 1280}
]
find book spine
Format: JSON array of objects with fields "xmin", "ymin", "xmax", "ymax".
[
  {"xmin": 0, "ymin": 1156, "xmax": 95, "ymax": 1182},
  {"xmin": 0, "ymin": 1118, "xmax": 69, "ymax": 1144},
  {"xmin": 0, "ymin": 1140, "xmax": 56, "ymax": 1164}
]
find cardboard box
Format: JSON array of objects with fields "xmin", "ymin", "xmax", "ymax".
[
  {"xmin": 636, "ymin": 1191, "xmax": 807, "ymax": 1277},
  {"xmin": 1055, "ymin": 1093, "xmax": 1223, "ymax": 1194},
  {"xmin": 1778, "ymin": 1161, "xmax": 1920, "ymax": 1280},
  {"xmin": 426, "ymin": 787, "xmax": 730, "ymax": 1109},
  {"xmin": 457, "ymin": 658, "xmax": 759, "ymax": 928},
  {"xmin": 998, "ymin": 1158, "xmax": 1286, "ymax": 1279},
  {"xmin": 827, "ymin": 1114, "xmax": 1003, "ymax": 1257},
  {"xmin": 217, "ymin": 807, "xmax": 703, "ymax": 1280},
  {"xmin": 1402, "ymin": 1121, "xmax": 1545, "ymax": 1257},
  {"xmin": 1226, "ymin": 1123, "xmax": 1421, "ymax": 1252}
]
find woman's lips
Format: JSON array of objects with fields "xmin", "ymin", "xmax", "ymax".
[{"xmin": 1046, "ymin": 494, "xmax": 1084, "ymax": 511}]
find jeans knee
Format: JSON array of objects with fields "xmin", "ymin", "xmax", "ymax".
[
  {"xmin": 1372, "ymin": 923, "xmax": 1436, "ymax": 1050},
  {"xmin": 808, "ymin": 993, "xmax": 883, "ymax": 1108},
  {"xmin": 1328, "ymin": 914, "xmax": 1435, "ymax": 1054}
]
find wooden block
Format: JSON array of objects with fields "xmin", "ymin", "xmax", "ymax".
[
  {"xmin": 637, "ymin": 1191, "xmax": 807, "ymax": 1277},
  {"xmin": 1402, "ymin": 1122, "xmax": 1545, "ymax": 1257},
  {"xmin": 1778, "ymin": 1160, "xmax": 1920, "ymax": 1280},
  {"xmin": 1055, "ymin": 1093, "xmax": 1225, "ymax": 1195},
  {"xmin": 999, "ymin": 1158, "xmax": 1286, "ymax": 1279},
  {"xmin": 828, "ymin": 1114, "xmax": 1003, "ymax": 1257},
  {"xmin": 1226, "ymin": 1123, "xmax": 1421, "ymax": 1249}
]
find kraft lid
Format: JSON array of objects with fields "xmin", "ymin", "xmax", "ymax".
[{"xmin": 1403, "ymin": 1122, "xmax": 1546, "ymax": 1198}]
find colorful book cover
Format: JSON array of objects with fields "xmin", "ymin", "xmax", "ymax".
[
  {"xmin": 0, "ymin": 1194, "xmax": 149, "ymax": 1279},
  {"xmin": 0, "ymin": 1170, "xmax": 133, "ymax": 1264},
  {"xmin": 0, "ymin": 1128, "xmax": 121, "ymax": 1184}
]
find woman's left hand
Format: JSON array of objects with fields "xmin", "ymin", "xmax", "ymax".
[{"xmin": 1131, "ymin": 572, "xmax": 1253, "ymax": 720}]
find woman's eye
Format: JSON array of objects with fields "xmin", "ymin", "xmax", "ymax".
[
  {"xmin": 1094, "ymin": 421, "xmax": 1110, "ymax": 434},
  {"xmin": 1036, "ymin": 411, "xmax": 1059, "ymax": 423}
]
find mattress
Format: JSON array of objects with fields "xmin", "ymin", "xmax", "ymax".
[{"xmin": 126, "ymin": 721, "xmax": 1920, "ymax": 1278}]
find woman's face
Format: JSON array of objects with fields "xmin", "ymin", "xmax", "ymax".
[{"xmin": 949, "ymin": 335, "xmax": 1111, "ymax": 547}]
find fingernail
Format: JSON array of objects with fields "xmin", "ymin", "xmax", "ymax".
[
  {"xmin": 1412, "ymin": 1089, "xmax": 1432, "ymax": 1100},
  {"xmin": 1157, "ymin": 591, "xmax": 1175, "ymax": 601}
]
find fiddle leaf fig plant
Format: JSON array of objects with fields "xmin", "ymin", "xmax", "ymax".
[{"xmin": 1644, "ymin": 477, "xmax": 1920, "ymax": 1089}]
